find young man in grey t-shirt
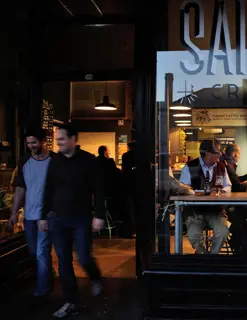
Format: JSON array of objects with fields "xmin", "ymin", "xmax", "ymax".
[{"xmin": 9, "ymin": 127, "xmax": 54, "ymax": 304}]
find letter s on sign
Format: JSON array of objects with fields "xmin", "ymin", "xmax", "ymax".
[{"xmin": 180, "ymin": 0, "xmax": 205, "ymax": 75}]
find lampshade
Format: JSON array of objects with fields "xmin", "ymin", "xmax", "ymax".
[{"xmin": 95, "ymin": 96, "xmax": 117, "ymax": 111}]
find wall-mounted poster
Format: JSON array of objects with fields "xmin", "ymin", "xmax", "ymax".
[
  {"xmin": 118, "ymin": 135, "xmax": 128, "ymax": 166},
  {"xmin": 41, "ymin": 99, "xmax": 54, "ymax": 150}
]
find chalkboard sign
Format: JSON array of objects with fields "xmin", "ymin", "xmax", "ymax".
[{"xmin": 41, "ymin": 99, "xmax": 54, "ymax": 150}]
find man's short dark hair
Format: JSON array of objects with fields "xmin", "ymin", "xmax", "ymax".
[
  {"xmin": 24, "ymin": 126, "xmax": 47, "ymax": 142},
  {"xmin": 128, "ymin": 141, "xmax": 136, "ymax": 149},
  {"xmin": 57, "ymin": 123, "xmax": 78, "ymax": 140},
  {"xmin": 98, "ymin": 145, "xmax": 107, "ymax": 156},
  {"xmin": 200, "ymin": 139, "xmax": 220, "ymax": 158}
]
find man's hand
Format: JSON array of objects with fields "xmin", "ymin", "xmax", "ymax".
[
  {"xmin": 8, "ymin": 213, "xmax": 18, "ymax": 229},
  {"xmin": 38, "ymin": 220, "xmax": 48, "ymax": 232},
  {"xmin": 92, "ymin": 218, "xmax": 104, "ymax": 232}
]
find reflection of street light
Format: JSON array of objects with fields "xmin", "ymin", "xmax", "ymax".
[
  {"xmin": 173, "ymin": 113, "xmax": 191, "ymax": 117},
  {"xmin": 170, "ymin": 105, "xmax": 191, "ymax": 110},
  {"xmin": 175, "ymin": 120, "xmax": 191, "ymax": 123}
]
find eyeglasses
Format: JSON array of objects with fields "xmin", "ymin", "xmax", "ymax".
[{"xmin": 211, "ymin": 151, "xmax": 221, "ymax": 155}]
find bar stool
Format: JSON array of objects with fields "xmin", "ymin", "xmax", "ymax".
[
  {"xmin": 100, "ymin": 199, "xmax": 123, "ymax": 239},
  {"xmin": 204, "ymin": 228, "xmax": 233, "ymax": 254}
]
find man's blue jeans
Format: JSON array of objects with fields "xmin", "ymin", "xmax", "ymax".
[
  {"xmin": 24, "ymin": 219, "xmax": 52, "ymax": 296},
  {"xmin": 48, "ymin": 214, "xmax": 101, "ymax": 304}
]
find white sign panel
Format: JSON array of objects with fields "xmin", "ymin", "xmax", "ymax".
[{"xmin": 192, "ymin": 108, "xmax": 247, "ymax": 127}]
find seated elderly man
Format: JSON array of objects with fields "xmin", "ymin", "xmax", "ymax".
[
  {"xmin": 221, "ymin": 143, "xmax": 247, "ymax": 192},
  {"xmin": 221, "ymin": 143, "xmax": 247, "ymax": 254},
  {"xmin": 180, "ymin": 140, "xmax": 232, "ymax": 254}
]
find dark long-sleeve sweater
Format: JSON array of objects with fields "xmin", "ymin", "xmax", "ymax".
[
  {"xmin": 220, "ymin": 157, "xmax": 247, "ymax": 192},
  {"xmin": 41, "ymin": 149, "xmax": 106, "ymax": 220}
]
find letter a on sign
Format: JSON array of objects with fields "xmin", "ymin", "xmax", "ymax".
[{"xmin": 207, "ymin": 1, "xmax": 234, "ymax": 75}]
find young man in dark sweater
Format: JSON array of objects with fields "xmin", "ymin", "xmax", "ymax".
[{"xmin": 39, "ymin": 124, "xmax": 105, "ymax": 318}]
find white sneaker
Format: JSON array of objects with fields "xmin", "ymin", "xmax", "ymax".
[{"xmin": 53, "ymin": 303, "xmax": 78, "ymax": 318}]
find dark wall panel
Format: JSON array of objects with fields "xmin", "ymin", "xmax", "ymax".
[{"xmin": 44, "ymin": 24, "xmax": 134, "ymax": 73}]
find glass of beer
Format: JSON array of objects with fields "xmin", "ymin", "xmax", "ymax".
[{"xmin": 215, "ymin": 175, "xmax": 224, "ymax": 196}]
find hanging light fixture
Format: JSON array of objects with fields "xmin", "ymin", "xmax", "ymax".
[
  {"xmin": 173, "ymin": 113, "xmax": 191, "ymax": 117},
  {"xmin": 170, "ymin": 105, "xmax": 191, "ymax": 110},
  {"xmin": 175, "ymin": 120, "xmax": 191, "ymax": 123},
  {"xmin": 95, "ymin": 81, "xmax": 117, "ymax": 111}
]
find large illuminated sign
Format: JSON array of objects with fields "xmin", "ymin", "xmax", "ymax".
[{"xmin": 180, "ymin": 0, "xmax": 246, "ymax": 75}]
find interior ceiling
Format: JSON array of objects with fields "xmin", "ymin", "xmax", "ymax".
[
  {"xmin": 11, "ymin": 0, "xmax": 136, "ymax": 21},
  {"xmin": 60, "ymin": 0, "xmax": 135, "ymax": 16}
]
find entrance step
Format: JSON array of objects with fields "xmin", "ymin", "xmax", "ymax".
[{"xmin": 143, "ymin": 255, "xmax": 247, "ymax": 319}]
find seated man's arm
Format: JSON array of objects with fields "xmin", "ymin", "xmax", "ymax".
[
  {"xmin": 179, "ymin": 164, "xmax": 192, "ymax": 187},
  {"xmin": 239, "ymin": 174, "xmax": 247, "ymax": 183},
  {"xmin": 226, "ymin": 165, "xmax": 247, "ymax": 192},
  {"xmin": 169, "ymin": 176, "xmax": 194, "ymax": 194}
]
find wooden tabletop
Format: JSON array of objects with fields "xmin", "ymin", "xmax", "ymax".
[{"xmin": 170, "ymin": 192, "xmax": 247, "ymax": 202}]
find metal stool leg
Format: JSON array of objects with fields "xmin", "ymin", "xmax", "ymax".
[{"xmin": 104, "ymin": 200, "xmax": 116, "ymax": 239}]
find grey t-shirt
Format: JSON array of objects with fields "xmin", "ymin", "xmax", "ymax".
[{"xmin": 14, "ymin": 154, "xmax": 52, "ymax": 220}]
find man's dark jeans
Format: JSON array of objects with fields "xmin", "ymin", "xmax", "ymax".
[{"xmin": 48, "ymin": 213, "xmax": 101, "ymax": 303}]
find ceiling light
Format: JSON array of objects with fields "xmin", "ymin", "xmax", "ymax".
[
  {"xmin": 173, "ymin": 113, "xmax": 191, "ymax": 117},
  {"xmin": 85, "ymin": 24, "xmax": 112, "ymax": 27},
  {"xmin": 177, "ymin": 123, "xmax": 191, "ymax": 126},
  {"xmin": 185, "ymin": 132, "xmax": 193, "ymax": 135},
  {"xmin": 95, "ymin": 81, "xmax": 117, "ymax": 111},
  {"xmin": 170, "ymin": 106, "xmax": 191, "ymax": 110},
  {"xmin": 95, "ymin": 96, "xmax": 117, "ymax": 110},
  {"xmin": 175, "ymin": 120, "xmax": 191, "ymax": 123}
]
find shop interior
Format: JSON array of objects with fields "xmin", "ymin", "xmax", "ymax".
[{"xmin": 0, "ymin": 80, "xmax": 136, "ymax": 257}]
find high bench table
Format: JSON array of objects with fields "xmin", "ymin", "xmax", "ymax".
[{"xmin": 170, "ymin": 193, "xmax": 247, "ymax": 254}]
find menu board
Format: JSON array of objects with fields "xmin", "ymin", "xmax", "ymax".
[
  {"xmin": 41, "ymin": 99, "xmax": 54, "ymax": 150},
  {"xmin": 192, "ymin": 109, "xmax": 247, "ymax": 127},
  {"xmin": 216, "ymin": 137, "xmax": 235, "ymax": 145}
]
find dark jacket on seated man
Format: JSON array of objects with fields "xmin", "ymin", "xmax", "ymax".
[
  {"xmin": 185, "ymin": 157, "xmax": 227, "ymax": 214},
  {"xmin": 220, "ymin": 153, "xmax": 247, "ymax": 192},
  {"xmin": 221, "ymin": 144, "xmax": 247, "ymax": 254}
]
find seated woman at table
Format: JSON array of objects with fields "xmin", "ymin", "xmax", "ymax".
[{"xmin": 179, "ymin": 140, "xmax": 232, "ymax": 254}]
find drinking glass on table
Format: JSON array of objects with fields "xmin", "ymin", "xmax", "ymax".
[{"xmin": 215, "ymin": 175, "xmax": 224, "ymax": 196}]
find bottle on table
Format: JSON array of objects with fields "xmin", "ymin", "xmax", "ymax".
[{"xmin": 204, "ymin": 170, "xmax": 211, "ymax": 196}]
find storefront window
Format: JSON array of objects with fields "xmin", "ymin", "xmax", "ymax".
[{"xmin": 156, "ymin": 0, "xmax": 247, "ymax": 255}]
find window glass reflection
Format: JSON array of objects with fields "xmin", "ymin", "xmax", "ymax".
[{"xmin": 156, "ymin": 50, "xmax": 247, "ymax": 255}]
